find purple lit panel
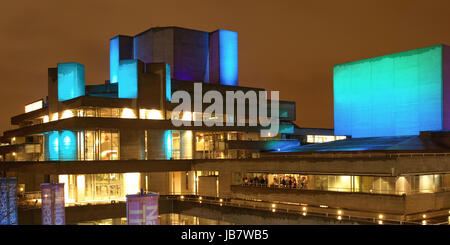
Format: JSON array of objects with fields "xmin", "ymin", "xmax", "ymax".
[
  {"xmin": 173, "ymin": 28, "xmax": 209, "ymax": 82},
  {"xmin": 209, "ymin": 31, "xmax": 220, "ymax": 84},
  {"xmin": 443, "ymin": 45, "xmax": 450, "ymax": 130}
]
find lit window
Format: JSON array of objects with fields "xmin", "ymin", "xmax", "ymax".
[
  {"xmin": 181, "ymin": 111, "xmax": 192, "ymax": 121},
  {"xmin": 139, "ymin": 109, "xmax": 163, "ymax": 120},
  {"xmin": 51, "ymin": 113, "xmax": 59, "ymax": 121},
  {"xmin": 121, "ymin": 108, "xmax": 136, "ymax": 119},
  {"xmin": 61, "ymin": 110, "xmax": 74, "ymax": 119},
  {"xmin": 25, "ymin": 100, "xmax": 43, "ymax": 113}
]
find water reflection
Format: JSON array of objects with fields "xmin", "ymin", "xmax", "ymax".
[{"xmin": 74, "ymin": 213, "xmax": 234, "ymax": 225}]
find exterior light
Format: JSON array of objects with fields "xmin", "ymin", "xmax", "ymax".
[
  {"xmin": 12, "ymin": 152, "xmax": 16, "ymax": 156},
  {"xmin": 180, "ymin": 195, "xmax": 184, "ymax": 199},
  {"xmin": 199, "ymin": 196, "xmax": 202, "ymax": 200},
  {"xmin": 378, "ymin": 214, "xmax": 384, "ymax": 220},
  {"xmin": 181, "ymin": 111, "xmax": 192, "ymax": 121},
  {"xmin": 51, "ymin": 113, "xmax": 59, "ymax": 121},
  {"xmin": 422, "ymin": 214, "xmax": 427, "ymax": 219},
  {"xmin": 422, "ymin": 220, "xmax": 427, "ymax": 225},
  {"xmin": 25, "ymin": 100, "xmax": 43, "ymax": 113},
  {"xmin": 302, "ymin": 207, "xmax": 307, "ymax": 211},
  {"xmin": 272, "ymin": 208, "xmax": 276, "ymax": 212},
  {"xmin": 61, "ymin": 110, "xmax": 74, "ymax": 119},
  {"xmin": 337, "ymin": 210, "xmax": 343, "ymax": 215},
  {"xmin": 337, "ymin": 216, "xmax": 342, "ymax": 220},
  {"xmin": 302, "ymin": 212, "xmax": 307, "ymax": 216},
  {"xmin": 378, "ymin": 220, "xmax": 383, "ymax": 225},
  {"xmin": 121, "ymin": 108, "xmax": 136, "ymax": 119},
  {"xmin": 220, "ymin": 199, "xmax": 223, "ymax": 202},
  {"xmin": 272, "ymin": 204, "xmax": 276, "ymax": 208},
  {"xmin": 140, "ymin": 109, "xmax": 163, "ymax": 120},
  {"xmin": 320, "ymin": 205, "xmax": 328, "ymax": 208}
]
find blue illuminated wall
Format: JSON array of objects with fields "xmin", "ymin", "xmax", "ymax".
[
  {"xmin": 110, "ymin": 37, "xmax": 119, "ymax": 84},
  {"xmin": 59, "ymin": 130, "xmax": 77, "ymax": 161},
  {"xmin": 334, "ymin": 45, "xmax": 444, "ymax": 138},
  {"xmin": 110, "ymin": 36, "xmax": 134, "ymax": 84},
  {"xmin": 209, "ymin": 30, "xmax": 238, "ymax": 86},
  {"xmin": 118, "ymin": 59, "xmax": 139, "ymax": 99},
  {"xmin": 164, "ymin": 130, "xmax": 172, "ymax": 160},
  {"xmin": 219, "ymin": 30, "xmax": 238, "ymax": 86},
  {"xmin": 47, "ymin": 131, "xmax": 59, "ymax": 161},
  {"xmin": 45, "ymin": 131, "xmax": 77, "ymax": 161},
  {"xmin": 165, "ymin": 64, "xmax": 171, "ymax": 102},
  {"xmin": 57, "ymin": 63, "xmax": 85, "ymax": 101}
]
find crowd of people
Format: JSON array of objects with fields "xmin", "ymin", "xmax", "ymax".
[
  {"xmin": 242, "ymin": 174, "xmax": 309, "ymax": 189},
  {"xmin": 272, "ymin": 176, "xmax": 308, "ymax": 189},
  {"xmin": 242, "ymin": 175, "xmax": 268, "ymax": 186}
]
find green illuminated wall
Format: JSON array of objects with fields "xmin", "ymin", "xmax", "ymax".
[{"xmin": 334, "ymin": 45, "xmax": 444, "ymax": 138}]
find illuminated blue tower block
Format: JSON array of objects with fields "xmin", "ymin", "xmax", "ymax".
[
  {"xmin": 111, "ymin": 27, "xmax": 238, "ymax": 85},
  {"xmin": 118, "ymin": 59, "xmax": 140, "ymax": 99},
  {"xmin": 133, "ymin": 27, "xmax": 209, "ymax": 83},
  {"xmin": 57, "ymin": 63, "xmax": 85, "ymax": 101},
  {"xmin": 209, "ymin": 30, "xmax": 238, "ymax": 86},
  {"xmin": 334, "ymin": 45, "xmax": 450, "ymax": 138},
  {"xmin": 110, "ymin": 36, "xmax": 134, "ymax": 84}
]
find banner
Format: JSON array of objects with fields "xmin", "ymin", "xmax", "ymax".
[
  {"xmin": 41, "ymin": 183, "xmax": 65, "ymax": 225},
  {"xmin": 0, "ymin": 178, "xmax": 18, "ymax": 225},
  {"xmin": 127, "ymin": 193, "xmax": 159, "ymax": 225}
]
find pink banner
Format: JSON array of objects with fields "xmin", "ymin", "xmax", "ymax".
[
  {"xmin": 127, "ymin": 193, "xmax": 159, "ymax": 225},
  {"xmin": 41, "ymin": 183, "xmax": 65, "ymax": 225}
]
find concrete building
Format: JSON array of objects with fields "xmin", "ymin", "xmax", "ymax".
[{"xmin": 0, "ymin": 27, "xmax": 448, "ymax": 225}]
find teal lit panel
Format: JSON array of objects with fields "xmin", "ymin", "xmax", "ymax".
[
  {"xmin": 279, "ymin": 124, "xmax": 294, "ymax": 134},
  {"xmin": 118, "ymin": 59, "xmax": 138, "ymax": 99},
  {"xmin": 57, "ymin": 63, "xmax": 85, "ymax": 101},
  {"xmin": 48, "ymin": 131, "xmax": 59, "ymax": 161},
  {"xmin": 164, "ymin": 130, "xmax": 172, "ymax": 160},
  {"xmin": 219, "ymin": 30, "xmax": 238, "ymax": 86},
  {"xmin": 334, "ymin": 45, "xmax": 443, "ymax": 138},
  {"xmin": 59, "ymin": 130, "xmax": 77, "ymax": 161},
  {"xmin": 110, "ymin": 37, "xmax": 119, "ymax": 84},
  {"xmin": 166, "ymin": 64, "xmax": 171, "ymax": 102}
]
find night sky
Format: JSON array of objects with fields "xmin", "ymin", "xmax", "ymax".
[{"xmin": 1, "ymin": 0, "xmax": 450, "ymax": 133}]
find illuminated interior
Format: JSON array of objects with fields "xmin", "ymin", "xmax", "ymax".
[
  {"xmin": 139, "ymin": 109, "xmax": 163, "ymax": 120},
  {"xmin": 242, "ymin": 172, "xmax": 450, "ymax": 195},
  {"xmin": 58, "ymin": 173, "xmax": 141, "ymax": 204},
  {"xmin": 306, "ymin": 135, "xmax": 347, "ymax": 144},
  {"xmin": 25, "ymin": 100, "xmax": 43, "ymax": 113},
  {"xmin": 120, "ymin": 108, "xmax": 137, "ymax": 119}
]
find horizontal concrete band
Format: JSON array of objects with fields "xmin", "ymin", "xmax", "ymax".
[{"xmin": 2, "ymin": 155, "xmax": 450, "ymax": 175}]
